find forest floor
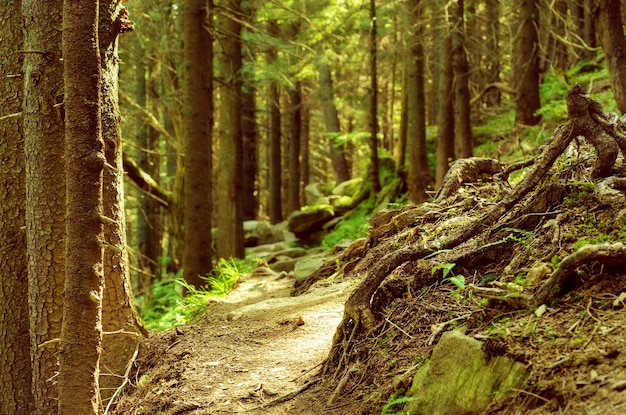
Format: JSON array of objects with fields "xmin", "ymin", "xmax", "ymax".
[
  {"xmin": 110, "ymin": 266, "xmax": 362, "ymax": 415},
  {"xmin": 112, "ymin": 110, "xmax": 626, "ymax": 414}
]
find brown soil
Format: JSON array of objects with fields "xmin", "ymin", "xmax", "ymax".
[{"xmin": 109, "ymin": 272, "xmax": 360, "ymax": 415}]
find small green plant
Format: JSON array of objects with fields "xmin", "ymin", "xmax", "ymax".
[
  {"xmin": 432, "ymin": 263, "xmax": 466, "ymax": 296},
  {"xmin": 381, "ymin": 392, "xmax": 418, "ymax": 415}
]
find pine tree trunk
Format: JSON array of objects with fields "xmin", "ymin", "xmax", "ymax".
[
  {"xmin": 369, "ymin": 0, "xmax": 381, "ymax": 194},
  {"xmin": 435, "ymin": 1, "xmax": 455, "ymax": 188},
  {"xmin": 288, "ymin": 83, "xmax": 303, "ymax": 213},
  {"xmin": 594, "ymin": 0, "xmax": 626, "ymax": 113},
  {"xmin": 22, "ymin": 1, "xmax": 66, "ymax": 412},
  {"xmin": 267, "ymin": 19, "xmax": 283, "ymax": 224},
  {"xmin": 216, "ymin": 0, "xmax": 245, "ymax": 259},
  {"xmin": 241, "ymin": 1, "xmax": 259, "ymax": 221},
  {"xmin": 406, "ymin": 0, "xmax": 430, "ymax": 203},
  {"xmin": 182, "ymin": 0, "xmax": 214, "ymax": 287},
  {"xmin": 58, "ymin": 1, "xmax": 105, "ymax": 413},
  {"xmin": 0, "ymin": 2, "xmax": 35, "ymax": 412},
  {"xmin": 452, "ymin": 0, "xmax": 474, "ymax": 158},
  {"xmin": 318, "ymin": 54, "xmax": 351, "ymax": 184},
  {"xmin": 514, "ymin": 0, "xmax": 542, "ymax": 126},
  {"xmin": 98, "ymin": 0, "xmax": 146, "ymax": 402}
]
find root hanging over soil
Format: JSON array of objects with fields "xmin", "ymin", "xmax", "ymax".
[{"xmin": 322, "ymin": 84, "xmax": 626, "ymax": 379}]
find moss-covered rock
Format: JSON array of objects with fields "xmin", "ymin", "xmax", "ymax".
[{"xmin": 404, "ymin": 330, "xmax": 528, "ymax": 415}]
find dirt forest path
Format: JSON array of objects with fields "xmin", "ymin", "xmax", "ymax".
[{"xmin": 112, "ymin": 270, "xmax": 357, "ymax": 415}]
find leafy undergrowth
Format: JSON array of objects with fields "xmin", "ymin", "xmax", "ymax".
[{"xmin": 139, "ymin": 257, "xmax": 258, "ymax": 330}]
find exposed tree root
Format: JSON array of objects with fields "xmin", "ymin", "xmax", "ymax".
[
  {"xmin": 323, "ymin": 84, "xmax": 626, "ymax": 376},
  {"xmin": 531, "ymin": 243, "xmax": 626, "ymax": 306}
]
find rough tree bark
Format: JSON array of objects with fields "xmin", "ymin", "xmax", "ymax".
[
  {"xmin": 22, "ymin": 0, "xmax": 66, "ymax": 412},
  {"xmin": 58, "ymin": 0, "xmax": 105, "ymax": 413},
  {"xmin": 0, "ymin": 2, "xmax": 35, "ymax": 411},
  {"xmin": 97, "ymin": 0, "xmax": 146, "ymax": 404}
]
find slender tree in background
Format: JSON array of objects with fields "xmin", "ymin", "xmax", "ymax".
[
  {"xmin": 435, "ymin": 0, "xmax": 455, "ymax": 188},
  {"xmin": 288, "ymin": 82, "xmax": 303, "ymax": 213},
  {"xmin": 216, "ymin": 0, "xmax": 245, "ymax": 259},
  {"xmin": 369, "ymin": 0, "xmax": 381, "ymax": 194},
  {"xmin": 484, "ymin": 0, "xmax": 502, "ymax": 107},
  {"xmin": 241, "ymin": 2, "xmax": 260, "ymax": 221},
  {"xmin": 594, "ymin": 0, "xmax": 626, "ymax": 113},
  {"xmin": 98, "ymin": 0, "xmax": 145, "ymax": 402},
  {"xmin": 182, "ymin": 0, "xmax": 213, "ymax": 287},
  {"xmin": 0, "ymin": 2, "xmax": 35, "ymax": 412},
  {"xmin": 452, "ymin": 0, "xmax": 473, "ymax": 158},
  {"xmin": 318, "ymin": 50, "xmax": 351, "ymax": 185},
  {"xmin": 22, "ymin": 0, "xmax": 66, "ymax": 412},
  {"xmin": 58, "ymin": 0, "xmax": 104, "ymax": 412},
  {"xmin": 267, "ymin": 19, "xmax": 283, "ymax": 224},
  {"xmin": 406, "ymin": 0, "xmax": 430, "ymax": 203},
  {"xmin": 514, "ymin": 0, "xmax": 542, "ymax": 126}
]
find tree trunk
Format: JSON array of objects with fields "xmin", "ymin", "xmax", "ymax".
[
  {"xmin": 452, "ymin": 0, "xmax": 474, "ymax": 158},
  {"xmin": 182, "ymin": 0, "xmax": 213, "ymax": 287},
  {"xmin": 318, "ymin": 52, "xmax": 351, "ymax": 184},
  {"xmin": 58, "ymin": 1, "xmax": 104, "ymax": 413},
  {"xmin": 22, "ymin": 0, "xmax": 66, "ymax": 412},
  {"xmin": 288, "ymin": 83, "xmax": 303, "ymax": 213},
  {"xmin": 216, "ymin": 0, "xmax": 245, "ymax": 259},
  {"xmin": 594, "ymin": 0, "xmax": 626, "ymax": 114},
  {"xmin": 435, "ymin": 11, "xmax": 455, "ymax": 188},
  {"xmin": 484, "ymin": 0, "xmax": 502, "ymax": 107},
  {"xmin": 241, "ymin": 0, "xmax": 259, "ymax": 221},
  {"xmin": 301, "ymin": 94, "xmax": 311, "ymax": 195},
  {"xmin": 514, "ymin": 0, "xmax": 542, "ymax": 126},
  {"xmin": 267, "ymin": 20, "xmax": 283, "ymax": 224},
  {"xmin": 97, "ymin": 0, "xmax": 146, "ymax": 403},
  {"xmin": 242, "ymin": 85, "xmax": 259, "ymax": 220},
  {"xmin": 369, "ymin": 0, "xmax": 382, "ymax": 194},
  {"xmin": 406, "ymin": 0, "xmax": 430, "ymax": 203},
  {"xmin": 0, "ymin": 2, "xmax": 35, "ymax": 412}
]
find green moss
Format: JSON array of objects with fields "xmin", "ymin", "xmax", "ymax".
[{"xmin": 322, "ymin": 198, "xmax": 373, "ymax": 248}]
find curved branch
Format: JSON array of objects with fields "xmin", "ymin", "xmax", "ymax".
[
  {"xmin": 532, "ymin": 243, "xmax": 626, "ymax": 306},
  {"xmin": 123, "ymin": 153, "xmax": 173, "ymax": 209}
]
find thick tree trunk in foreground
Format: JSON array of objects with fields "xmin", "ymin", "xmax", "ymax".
[
  {"xmin": 182, "ymin": 0, "xmax": 213, "ymax": 287},
  {"xmin": 58, "ymin": 1, "xmax": 105, "ymax": 413},
  {"xmin": 0, "ymin": 2, "xmax": 35, "ymax": 412},
  {"xmin": 22, "ymin": 0, "xmax": 66, "ymax": 412},
  {"xmin": 594, "ymin": 0, "xmax": 626, "ymax": 114}
]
